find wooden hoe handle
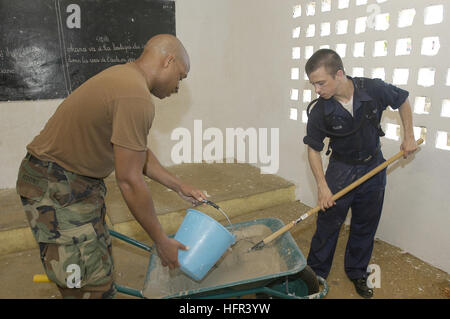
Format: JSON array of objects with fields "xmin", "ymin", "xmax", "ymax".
[{"xmin": 251, "ymin": 138, "xmax": 424, "ymax": 250}]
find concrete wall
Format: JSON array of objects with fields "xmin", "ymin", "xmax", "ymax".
[
  {"xmin": 1, "ymin": 0, "xmax": 449, "ymax": 272},
  {"xmin": 219, "ymin": 0, "xmax": 450, "ymax": 273}
]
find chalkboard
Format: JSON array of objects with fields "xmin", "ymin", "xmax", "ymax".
[
  {"xmin": 0, "ymin": 0, "xmax": 66, "ymax": 100},
  {"xmin": 0, "ymin": 0, "xmax": 175, "ymax": 101}
]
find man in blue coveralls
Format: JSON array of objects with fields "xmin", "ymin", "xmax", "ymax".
[{"xmin": 303, "ymin": 49, "xmax": 418, "ymax": 298}]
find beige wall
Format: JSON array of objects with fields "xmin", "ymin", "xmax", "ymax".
[
  {"xmin": 1, "ymin": 0, "xmax": 449, "ymax": 272},
  {"xmin": 0, "ymin": 99, "xmax": 62, "ymax": 189}
]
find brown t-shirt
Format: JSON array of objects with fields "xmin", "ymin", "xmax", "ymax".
[{"xmin": 27, "ymin": 62, "xmax": 154, "ymax": 178}]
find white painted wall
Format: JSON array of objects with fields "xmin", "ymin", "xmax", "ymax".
[
  {"xmin": 219, "ymin": 0, "xmax": 450, "ymax": 273},
  {"xmin": 1, "ymin": 0, "xmax": 449, "ymax": 272}
]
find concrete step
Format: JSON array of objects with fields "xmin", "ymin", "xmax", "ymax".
[{"xmin": 0, "ymin": 162, "xmax": 296, "ymax": 255}]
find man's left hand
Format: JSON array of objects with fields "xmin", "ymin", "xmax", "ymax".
[{"xmin": 401, "ymin": 137, "xmax": 418, "ymax": 158}]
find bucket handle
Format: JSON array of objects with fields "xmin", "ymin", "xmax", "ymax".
[{"xmin": 201, "ymin": 200, "xmax": 235, "ymax": 233}]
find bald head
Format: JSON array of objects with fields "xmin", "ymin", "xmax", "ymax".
[
  {"xmin": 134, "ymin": 34, "xmax": 190, "ymax": 99},
  {"xmin": 140, "ymin": 34, "xmax": 190, "ymax": 72}
]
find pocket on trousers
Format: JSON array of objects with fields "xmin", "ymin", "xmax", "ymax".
[
  {"xmin": 41, "ymin": 223, "xmax": 113, "ymax": 288},
  {"xmin": 16, "ymin": 159, "xmax": 48, "ymax": 202},
  {"xmin": 47, "ymin": 170, "xmax": 73, "ymax": 208}
]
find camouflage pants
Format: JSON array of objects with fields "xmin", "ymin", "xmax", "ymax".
[{"xmin": 16, "ymin": 153, "xmax": 116, "ymax": 299}]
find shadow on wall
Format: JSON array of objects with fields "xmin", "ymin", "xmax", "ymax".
[
  {"xmin": 147, "ymin": 82, "xmax": 193, "ymax": 162},
  {"xmin": 386, "ymin": 146, "xmax": 422, "ymax": 175},
  {"xmin": 152, "ymin": 82, "xmax": 193, "ymax": 134}
]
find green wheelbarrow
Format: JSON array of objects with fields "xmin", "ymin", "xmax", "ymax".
[{"xmin": 110, "ymin": 218, "xmax": 329, "ymax": 299}]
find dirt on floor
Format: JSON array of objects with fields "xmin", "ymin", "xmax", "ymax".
[{"xmin": 0, "ymin": 201, "xmax": 448, "ymax": 299}]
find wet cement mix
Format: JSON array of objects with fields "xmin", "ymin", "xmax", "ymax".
[{"xmin": 143, "ymin": 224, "xmax": 294, "ymax": 298}]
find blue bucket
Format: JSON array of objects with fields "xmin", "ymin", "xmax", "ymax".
[{"xmin": 175, "ymin": 208, "xmax": 236, "ymax": 281}]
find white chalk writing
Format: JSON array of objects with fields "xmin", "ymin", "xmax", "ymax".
[
  {"xmin": 0, "ymin": 69, "xmax": 15, "ymax": 74},
  {"xmin": 1, "ymin": 46, "xmax": 42, "ymax": 59},
  {"xmin": 65, "ymin": 41, "xmax": 142, "ymax": 64}
]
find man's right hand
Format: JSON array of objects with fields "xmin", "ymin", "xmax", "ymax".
[
  {"xmin": 114, "ymin": 145, "xmax": 189, "ymax": 270},
  {"xmin": 318, "ymin": 183, "xmax": 336, "ymax": 211},
  {"xmin": 307, "ymin": 146, "xmax": 336, "ymax": 212},
  {"xmin": 155, "ymin": 235, "xmax": 189, "ymax": 269}
]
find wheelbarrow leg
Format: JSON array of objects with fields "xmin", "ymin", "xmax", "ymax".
[{"xmin": 115, "ymin": 283, "xmax": 145, "ymax": 298}]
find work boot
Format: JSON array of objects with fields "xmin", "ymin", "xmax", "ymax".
[{"xmin": 351, "ymin": 278, "xmax": 373, "ymax": 299}]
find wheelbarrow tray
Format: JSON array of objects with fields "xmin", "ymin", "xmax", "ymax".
[{"xmin": 141, "ymin": 218, "xmax": 308, "ymax": 299}]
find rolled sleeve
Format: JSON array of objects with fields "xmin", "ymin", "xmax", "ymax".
[
  {"xmin": 303, "ymin": 103, "xmax": 327, "ymax": 152},
  {"xmin": 303, "ymin": 135, "xmax": 324, "ymax": 152}
]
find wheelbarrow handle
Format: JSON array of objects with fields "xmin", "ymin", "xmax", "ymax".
[
  {"xmin": 108, "ymin": 229, "xmax": 153, "ymax": 252},
  {"xmin": 33, "ymin": 274, "xmax": 51, "ymax": 283},
  {"xmin": 250, "ymin": 138, "xmax": 424, "ymax": 251}
]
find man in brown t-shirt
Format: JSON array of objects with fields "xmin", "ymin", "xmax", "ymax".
[{"xmin": 16, "ymin": 34, "xmax": 207, "ymax": 298}]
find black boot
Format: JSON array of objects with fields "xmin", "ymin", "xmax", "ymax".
[{"xmin": 351, "ymin": 278, "xmax": 373, "ymax": 299}]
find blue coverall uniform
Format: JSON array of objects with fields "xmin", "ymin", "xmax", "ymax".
[{"xmin": 303, "ymin": 76, "xmax": 409, "ymax": 280}]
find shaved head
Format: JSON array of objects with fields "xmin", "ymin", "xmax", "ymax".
[
  {"xmin": 140, "ymin": 34, "xmax": 190, "ymax": 72},
  {"xmin": 134, "ymin": 34, "xmax": 190, "ymax": 99}
]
